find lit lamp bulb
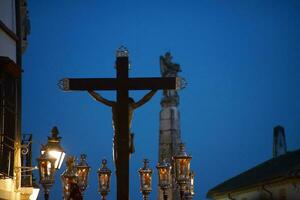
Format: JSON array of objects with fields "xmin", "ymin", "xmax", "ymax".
[{"xmin": 41, "ymin": 126, "xmax": 65, "ymax": 170}]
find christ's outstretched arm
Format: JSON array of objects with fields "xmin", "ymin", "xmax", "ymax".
[
  {"xmin": 88, "ymin": 90, "xmax": 115, "ymax": 107},
  {"xmin": 132, "ymin": 90, "xmax": 157, "ymax": 109}
]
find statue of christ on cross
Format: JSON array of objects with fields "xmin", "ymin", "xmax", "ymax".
[{"xmin": 88, "ymin": 89, "xmax": 157, "ymax": 165}]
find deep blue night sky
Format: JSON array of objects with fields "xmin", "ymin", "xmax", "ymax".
[{"xmin": 22, "ymin": 1, "xmax": 300, "ymax": 199}]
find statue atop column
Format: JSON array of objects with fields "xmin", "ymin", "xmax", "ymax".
[
  {"xmin": 159, "ymin": 52, "xmax": 184, "ymax": 107},
  {"xmin": 160, "ymin": 52, "xmax": 181, "ymax": 77}
]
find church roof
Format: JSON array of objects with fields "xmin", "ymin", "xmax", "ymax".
[{"xmin": 207, "ymin": 149, "xmax": 300, "ymax": 198}]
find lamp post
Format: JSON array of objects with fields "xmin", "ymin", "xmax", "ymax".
[
  {"xmin": 173, "ymin": 143, "xmax": 192, "ymax": 200},
  {"xmin": 138, "ymin": 159, "xmax": 153, "ymax": 200},
  {"xmin": 37, "ymin": 149, "xmax": 56, "ymax": 200},
  {"xmin": 157, "ymin": 160, "xmax": 172, "ymax": 200},
  {"xmin": 97, "ymin": 159, "xmax": 112, "ymax": 200},
  {"xmin": 61, "ymin": 156, "xmax": 79, "ymax": 200},
  {"xmin": 41, "ymin": 126, "xmax": 66, "ymax": 170},
  {"xmin": 75, "ymin": 154, "xmax": 91, "ymax": 196}
]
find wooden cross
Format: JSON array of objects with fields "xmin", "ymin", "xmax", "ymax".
[{"xmin": 59, "ymin": 47, "xmax": 178, "ymax": 200}]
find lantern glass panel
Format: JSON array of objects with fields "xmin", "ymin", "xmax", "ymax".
[
  {"xmin": 158, "ymin": 168, "xmax": 170, "ymax": 186},
  {"xmin": 50, "ymin": 150, "xmax": 65, "ymax": 169},
  {"xmin": 39, "ymin": 161, "xmax": 46, "ymax": 179},
  {"xmin": 76, "ymin": 154, "xmax": 90, "ymax": 192},
  {"xmin": 38, "ymin": 156, "xmax": 55, "ymax": 183},
  {"xmin": 176, "ymin": 158, "xmax": 191, "ymax": 181},
  {"xmin": 77, "ymin": 167, "xmax": 89, "ymax": 190},
  {"xmin": 61, "ymin": 176, "xmax": 72, "ymax": 198},
  {"xmin": 141, "ymin": 172, "xmax": 152, "ymax": 191},
  {"xmin": 42, "ymin": 149, "xmax": 65, "ymax": 169},
  {"xmin": 99, "ymin": 173, "xmax": 110, "ymax": 191},
  {"xmin": 188, "ymin": 172, "xmax": 195, "ymax": 196},
  {"xmin": 138, "ymin": 159, "xmax": 152, "ymax": 194}
]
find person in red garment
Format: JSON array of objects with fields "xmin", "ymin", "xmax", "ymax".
[{"xmin": 68, "ymin": 182, "xmax": 82, "ymax": 200}]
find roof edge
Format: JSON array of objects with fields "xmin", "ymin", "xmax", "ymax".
[{"xmin": 207, "ymin": 175, "xmax": 300, "ymax": 198}]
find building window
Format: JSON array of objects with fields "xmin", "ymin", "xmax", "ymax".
[{"xmin": 0, "ymin": 61, "xmax": 17, "ymax": 177}]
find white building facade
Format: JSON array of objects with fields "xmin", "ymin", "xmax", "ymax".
[{"xmin": 0, "ymin": 0, "xmax": 37, "ymax": 199}]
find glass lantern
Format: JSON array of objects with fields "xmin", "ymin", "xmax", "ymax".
[
  {"xmin": 75, "ymin": 154, "xmax": 90, "ymax": 193},
  {"xmin": 138, "ymin": 159, "xmax": 153, "ymax": 200},
  {"xmin": 157, "ymin": 160, "xmax": 172, "ymax": 200},
  {"xmin": 41, "ymin": 126, "xmax": 66, "ymax": 169},
  {"xmin": 61, "ymin": 156, "xmax": 78, "ymax": 200},
  {"xmin": 157, "ymin": 160, "xmax": 172, "ymax": 189},
  {"xmin": 173, "ymin": 143, "xmax": 192, "ymax": 199},
  {"xmin": 37, "ymin": 150, "xmax": 56, "ymax": 200},
  {"xmin": 97, "ymin": 159, "xmax": 112, "ymax": 200}
]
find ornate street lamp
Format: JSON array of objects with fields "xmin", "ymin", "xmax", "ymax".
[
  {"xmin": 75, "ymin": 154, "xmax": 91, "ymax": 195},
  {"xmin": 138, "ymin": 159, "xmax": 153, "ymax": 200},
  {"xmin": 157, "ymin": 160, "xmax": 172, "ymax": 200},
  {"xmin": 61, "ymin": 156, "xmax": 79, "ymax": 200},
  {"xmin": 97, "ymin": 159, "xmax": 112, "ymax": 200},
  {"xmin": 37, "ymin": 149, "xmax": 56, "ymax": 200},
  {"xmin": 41, "ymin": 126, "xmax": 66, "ymax": 169},
  {"xmin": 173, "ymin": 143, "xmax": 192, "ymax": 200},
  {"xmin": 184, "ymin": 171, "xmax": 195, "ymax": 200}
]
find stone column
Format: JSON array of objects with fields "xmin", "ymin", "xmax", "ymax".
[
  {"xmin": 158, "ymin": 96, "xmax": 181, "ymax": 200},
  {"xmin": 158, "ymin": 52, "xmax": 183, "ymax": 200}
]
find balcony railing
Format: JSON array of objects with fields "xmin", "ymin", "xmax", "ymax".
[
  {"xmin": 21, "ymin": 134, "xmax": 33, "ymax": 187},
  {"xmin": 0, "ymin": 134, "xmax": 15, "ymax": 178},
  {"xmin": 0, "ymin": 133, "xmax": 35, "ymax": 187}
]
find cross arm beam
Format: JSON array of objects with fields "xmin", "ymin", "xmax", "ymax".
[
  {"xmin": 59, "ymin": 78, "xmax": 118, "ymax": 91},
  {"xmin": 59, "ymin": 77, "xmax": 180, "ymax": 91},
  {"xmin": 127, "ymin": 77, "xmax": 178, "ymax": 90}
]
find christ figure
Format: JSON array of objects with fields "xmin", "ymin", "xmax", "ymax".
[{"xmin": 87, "ymin": 90, "xmax": 157, "ymax": 165}]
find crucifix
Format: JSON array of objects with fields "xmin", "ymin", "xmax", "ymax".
[{"xmin": 59, "ymin": 46, "xmax": 179, "ymax": 200}]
